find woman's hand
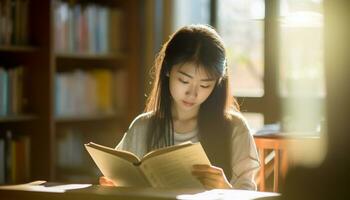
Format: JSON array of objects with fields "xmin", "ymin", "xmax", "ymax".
[
  {"xmin": 192, "ymin": 164, "xmax": 233, "ymax": 189},
  {"xmin": 99, "ymin": 176, "xmax": 117, "ymax": 187}
]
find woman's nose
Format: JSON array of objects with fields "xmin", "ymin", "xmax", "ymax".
[{"xmin": 185, "ymin": 85, "xmax": 198, "ymax": 98}]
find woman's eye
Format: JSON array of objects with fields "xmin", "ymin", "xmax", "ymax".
[
  {"xmin": 200, "ymin": 85, "xmax": 210, "ymax": 89},
  {"xmin": 179, "ymin": 78, "xmax": 189, "ymax": 84}
]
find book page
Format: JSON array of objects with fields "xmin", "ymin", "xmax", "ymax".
[
  {"xmin": 85, "ymin": 144, "xmax": 150, "ymax": 187},
  {"xmin": 142, "ymin": 142, "xmax": 193, "ymax": 161},
  {"xmin": 86, "ymin": 142, "xmax": 140, "ymax": 163},
  {"xmin": 139, "ymin": 143, "xmax": 210, "ymax": 188}
]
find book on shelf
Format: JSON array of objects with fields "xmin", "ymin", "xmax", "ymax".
[
  {"xmin": 0, "ymin": 139, "xmax": 5, "ymax": 183},
  {"xmin": 0, "ymin": 131, "xmax": 30, "ymax": 184},
  {"xmin": 91, "ymin": 69, "xmax": 113, "ymax": 113},
  {"xmin": 0, "ymin": 67, "xmax": 9, "ymax": 116},
  {"xmin": 109, "ymin": 8, "xmax": 124, "ymax": 53},
  {"xmin": 0, "ymin": 0, "xmax": 29, "ymax": 46},
  {"xmin": 54, "ymin": 1, "xmax": 123, "ymax": 54},
  {"xmin": 85, "ymin": 142, "xmax": 210, "ymax": 188},
  {"xmin": 55, "ymin": 69, "xmax": 115, "ymax": 116},
  {"xmin": 57, "ymin": 129, "xmax": 84, "ymax": 169},
  {"xmin": 114, "ymin": 70, "xmax": 127, "ymax": 110},
  {"xmin": 96, "ymin": 5, "xmax": 109, "ymax": 54},
  {"xmin": 0, "ymin": 66, "xmax": 24, "ymax": 116}
]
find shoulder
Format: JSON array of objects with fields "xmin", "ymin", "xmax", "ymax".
[
  {"xmin": 128, "ymin": 111, "xmax": 154, "ymax": 130},
  {"xmin": 119, "ymin": 112, "xmax": 154, "ymax": 146},
  {"xmin": 116, "ymin": 112, "xmax": 154, "ymax": 155},
  {"xmin": 226, "ymin": 111, "xmax": 251, "ymax": 137},
  {"xmin": 227, "ymin": 111, "xmax": 250, "ymax": 130}
]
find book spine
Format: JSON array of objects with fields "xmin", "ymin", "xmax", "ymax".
[
  {"xmin": 109, "ymin": 8, "xmax": 124, "ymax": 53},
  {"xmin": 7, "ymin": 68, "xmax": 13, "ymax": 115},
  {"xmin": 20, "ymin": 0, "xmax": 29, "ymax": 45},
  {"xmin": 86, "ymin": 5, "xmax": 96, "ymax": 54},
  {"xmin": 91, "ymin": 69, "xmax": 113, "ymax": 113},
  {"xmin": 1, "ymin": 132, "xmax": 31, "ymax": 184},
  {"xmin": 16, "ymin": 66, "xmax": 23, "ymax": 114},
  {"xmin": 3, "ymin": 0, "xmax": 13, "ymax": 45},
  {"xmin": 99, "ymin": 6, "xmax": 108, "ymax": 54},
  {"xmin": 55, "ymin": 73, "xmax": 62, "ymax": 116},
  {"xmin": 13, "ymin": 135, "xmax": 30, "ymax": 183},
  {"xmin": 57, "ymin": 129, "xmax": 84, "ymax": 168},
  {"xmin": 56, "ymin": 69, "xmax": 116, "ymax": 116},
  {"xmin": 4, "ymin": 130, "xmax": 13, "ymax": 183},
  {"xmin": 67, "ymin": 4, "xmax": 74, "ymax": 53},
  {"xmin": 114, "ymin": 70, "xmax": 127, "ymax": 110},
  {"xmin": 0, "ymin": 1, "xmax": 2, "ymax": 44},
  {"xmin": 0, "ymin": 68, "xmax": 9, "ymax": 116},
  {"xmin": 0, "ymin": 138, "xmax": 5, "ymax": 184},
  {"xmin": 73, "ymin": 4, "xmax": 81, "ymax": 53},
  {"xmin": 10, "ymin": 0, "xmax": 16, "ymax": 44}
]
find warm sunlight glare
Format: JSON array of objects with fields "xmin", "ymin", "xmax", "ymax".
[{"xmin": 280, "ymin": 7, "xmax": 327, "ymax": 168}]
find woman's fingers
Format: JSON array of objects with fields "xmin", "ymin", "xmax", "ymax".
[
  {"xmin": 99, "ymin": 176, "xmax": 116, "ymax": 186},
  {"xmin": 193, "ymin": 164, "xmax": 223, "ymax": 174},
  {"xmin": 196, "ymin": 176, "xmax": 221, "ymax": 189},
  {"xmin": 197, "ymin": 176, "xmax": 232, "ymax": 189},
  {"xmin": 192, "ymin": 170, "xmax": 222, "ymax": 180},
  {"xmin": 192, "ymin": 164, "xmax": 232, "ymax": 189},
  {"xmin": 192, "ymin": 171, "xmax": 225, "ymax": 189}
]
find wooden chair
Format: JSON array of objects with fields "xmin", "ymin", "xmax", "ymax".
[
  {"xmin": 254, "ymin": 135, "xmax": 289, "ymax": 192},
  {"xmin": 254, "ymin": 134, "xmax": 320, "ymax": 192}
]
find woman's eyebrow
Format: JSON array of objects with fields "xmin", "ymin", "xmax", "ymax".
[
  {"xmin": 178, "ymin": 70, "xmax": 215, "ymax": 82},
  {"xmin": 201, "ymin": 78, "xmax": 215, "ymax": 82},
  {"xmin": 178, "ymin": 70, "xmax": 193, "ymax": 78}
]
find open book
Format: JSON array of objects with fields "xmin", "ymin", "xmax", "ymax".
[{"xmin": 85, "ymin": 142, "xmax": 211, "ymax": 188}]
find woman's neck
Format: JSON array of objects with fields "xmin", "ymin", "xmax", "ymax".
[
  {"xmin": 171, "ymin": 104, "xmax": 198, "ymax": 122},
  {"xmin": 171, "ymin": 107, "xmax": 198, "ymax": 134}
]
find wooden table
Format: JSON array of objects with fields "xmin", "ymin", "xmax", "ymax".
[
  {"xmin": 0, "ymin": 184, "xmax": 280, "ymax": 200},
  {"xmin": 254, "ymin": 133, "xmax": 320, "ymax": 192}
]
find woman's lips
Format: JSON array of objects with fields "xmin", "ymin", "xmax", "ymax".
[{"xmin": 182, "ymin": 100, "xmax": 195, "ymax": 107}]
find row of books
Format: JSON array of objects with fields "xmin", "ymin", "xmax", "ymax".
[
  {"xmin": 0, "ymin": 130, "xmax": 30, "ymax": 184},
  {"xmin": 0, "ymin": 66, "xmax": 24, "ymax": 116},
  {"xmin": 54, "ymin": 0, "xmax": 124, "ymax": 54},
  {"xmin": 0, "ymin": 0, "xmax": 29, "ymax": 46},
  {"xmin": 56, "ymin": 129, "xmax": 84, "ymax": 169},
  {"xmin": 56, "ymin": 128, "xmax": 107, "ymax": 183},
  {"xmin": 55, "ymin": 69, "xmax": 126, "ymax": 117}
]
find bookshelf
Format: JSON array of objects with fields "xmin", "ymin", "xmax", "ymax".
[
  {"xmin": 0, "ymin": 0, "xmax": 141, "ymax": 184},
  {"xmin": 0, "ymin": 115, "xmax": 37, "ymax": 123},
  {"xmin": 0, "ymin": 46, "xmax": 38, "ymax": 52}
]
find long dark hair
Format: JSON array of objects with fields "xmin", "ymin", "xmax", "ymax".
[{"xmin": 145, "ymin": 24, "xmax": 239, "ymax": 151}]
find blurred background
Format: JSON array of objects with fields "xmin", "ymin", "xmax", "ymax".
[{"xmin": 0, "ymin": 0, "xmax": 348, "ymax": 195}]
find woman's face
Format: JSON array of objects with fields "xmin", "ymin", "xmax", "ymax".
[{"xmin": 169, "ymin": 62, "xmax": 216, "ymax": 114}]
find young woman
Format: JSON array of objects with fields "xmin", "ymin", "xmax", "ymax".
[{"xmin": 100, "ymin": 24, "xmax": 260, "ymax": 190}]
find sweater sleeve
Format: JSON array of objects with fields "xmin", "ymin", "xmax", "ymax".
[
  {"xmin": 230, "ymin": 116, "xmax": 260, "ymax": 190},
  {"xmin": 114, "ymin": 113, "xmax": 151, "ymax": 158}
]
